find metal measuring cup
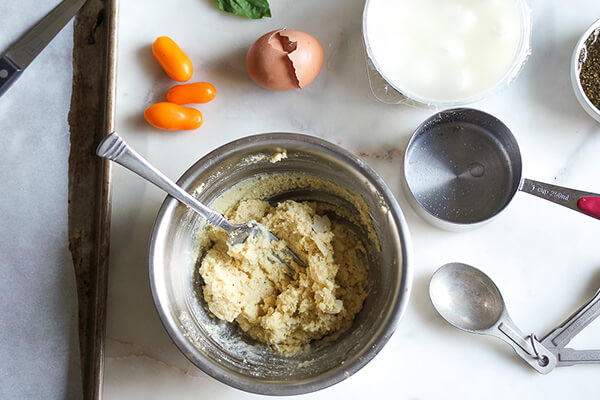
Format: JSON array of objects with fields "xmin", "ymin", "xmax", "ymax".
[{"xmin": 403, "ymin": 108, "xmax": 600, "ymax": 230}]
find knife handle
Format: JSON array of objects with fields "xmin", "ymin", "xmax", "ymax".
[{"xmin": 0, "ymin": 56, "xmax": 23, "ymax": 97}]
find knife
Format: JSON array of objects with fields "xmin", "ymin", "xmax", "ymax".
[{"xmin": 0, "ymin": 0, "xmax": 88, "ymax": 97}]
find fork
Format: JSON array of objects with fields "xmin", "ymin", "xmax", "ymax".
[{"xmin": 96, "ymin": 132, "xmax": 305, "ymax": 270}]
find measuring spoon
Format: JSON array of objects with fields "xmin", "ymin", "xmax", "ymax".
[
  {"xmin": 540, "ymin": 288, "xmax": 600, "ymax": 366},
  {"xmin": 430, "ymin": 262, "xmax": 600, "ymax": 373},
  {"xmin": 429, "ymin": 262, "xmax": 556, "ymax": 373}
]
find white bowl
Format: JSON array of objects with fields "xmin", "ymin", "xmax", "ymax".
[{"xmin": 571, "ymin": 18, "xmax": 600, "ymax": 123}]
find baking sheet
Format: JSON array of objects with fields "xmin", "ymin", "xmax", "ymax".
[{"xmin": 68, "ymin": 0, "xmax": 118, "ymax": 398}]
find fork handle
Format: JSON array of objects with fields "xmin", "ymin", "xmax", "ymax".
[{"xmin": 97, "ymin": 132, "xmax": 234, "ymax": 231}]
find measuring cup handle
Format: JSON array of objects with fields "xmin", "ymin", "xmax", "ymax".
[{"xmin": 519, "ymin": 179, "xmax": 600, "ymax": 219}]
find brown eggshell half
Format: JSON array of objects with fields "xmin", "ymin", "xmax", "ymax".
[
  {"xmin": 283, "ymin": 30, "xmax": 324, "ymax": 88},
  {"xmin": 246, "ymin": 30, "xmax": 298, "ymax": 91},
  {"xmin": 246, "ymin": 29, "xmax": 324, "ymax": 91}
]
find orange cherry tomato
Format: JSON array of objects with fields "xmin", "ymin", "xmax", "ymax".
[
  {"xmin": 166, "ymin": 82, "xmax": 217, "ymax": 105},
  {"xmin": 152, "ymin": 36, "xmax": 193, "ymax": 82},
  {"xmin": 144, "ymin": 102, "xmax": 203, "ymax": 131}
]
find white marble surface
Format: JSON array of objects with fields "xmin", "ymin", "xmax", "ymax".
[
  {"xmin": 0, "ymin": 1, "xmax": 81, "ymax": 399},
  {"xmin": 107, "ymin": 0, "xmax": 600, "ymax": 398}
]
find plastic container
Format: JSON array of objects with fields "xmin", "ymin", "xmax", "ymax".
[{"xmin": 362, "ymin": 0, "xmax": 532, "ymax": 106}]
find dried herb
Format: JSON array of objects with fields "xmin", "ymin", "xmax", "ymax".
[{"xmin": 580, "ymin": 29, "xmax": 600, "ymax": 110}]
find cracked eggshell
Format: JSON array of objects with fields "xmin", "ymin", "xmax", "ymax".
[{"xmin": 246, "ymin": 29, "xmax": 324, "ymax": 91}]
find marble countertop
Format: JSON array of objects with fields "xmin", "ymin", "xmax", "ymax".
[
  {"xmin": 0, "ymin": 1, "xmax": 82, "ymax": 399},
  {"xmin": 106, "ymin": 0, "xmax": 600, "ymax": 398}
]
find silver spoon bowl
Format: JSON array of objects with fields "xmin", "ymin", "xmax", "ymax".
[{"xmin": 429, "ymin": 262, "xmax": 557, "ymax": 373}]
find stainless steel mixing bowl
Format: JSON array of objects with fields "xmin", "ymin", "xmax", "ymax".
[{"xmin": 149, "ymin": 133, "xmax": 412, "ymax": 395}]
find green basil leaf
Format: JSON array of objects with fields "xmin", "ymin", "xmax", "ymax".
[{"xmin": 215, "ymin": 0, "xmax": 272, "ymax": 19}]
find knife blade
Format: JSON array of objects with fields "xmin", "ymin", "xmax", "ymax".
[{"xmin": 0, "ymin": 0, "xmax": 88, "ymax": 97}]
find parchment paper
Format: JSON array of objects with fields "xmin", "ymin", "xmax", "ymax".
[{"xmin": 0, "ymin": 1, "xmax": 82, "ymax": 399}]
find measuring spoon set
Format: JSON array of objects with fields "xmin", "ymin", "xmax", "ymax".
[
  {"xmin": 404, "ymin": 108, "xmax": 600, "ymax": 373},
  {"xmin": 430, "ymin": 263, "xmax": 600, "ymax": 374}
]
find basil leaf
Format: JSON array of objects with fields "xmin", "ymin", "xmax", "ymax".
[{"xmin": 215, "ymin": 0, "xmax": 272, "ymax": 19}]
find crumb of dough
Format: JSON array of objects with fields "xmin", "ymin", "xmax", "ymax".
[
  {"xmin": 270, "ymin": 150, "xmax": 287, "ymax": 163},
  {"xmin": 199, "ymin": 199, "xmax": 369, "ymax": 355}
]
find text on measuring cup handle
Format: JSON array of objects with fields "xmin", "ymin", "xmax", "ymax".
[{"xmin": 524, "ymin": 181, "xmax": 571, "ymax": 202}]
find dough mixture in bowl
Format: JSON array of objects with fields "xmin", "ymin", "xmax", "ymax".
[{"xmin": 198, "ymin": 176, "xmax": 371, "ymax": 355}]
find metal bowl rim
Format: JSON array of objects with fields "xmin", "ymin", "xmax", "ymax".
[{"xmin": 148, "ymin": 132, "xmax": 413, "ymax": 395}]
